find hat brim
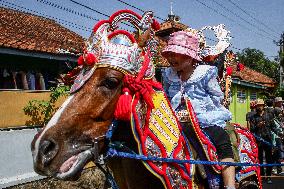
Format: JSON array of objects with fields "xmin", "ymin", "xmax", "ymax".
[
  {"xmin": 162, "ymin": 45, "xmax": 202, "ymax": 61},
  {"xmin": 256, "ymin": 103, "xmax": 265, "ymax": 105}
]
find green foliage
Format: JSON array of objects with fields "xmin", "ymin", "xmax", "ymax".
[
  {"xmin": 236, "ymin": 48, "xmax": 280, "ymax": 82},
  {"xmin": 274, "ymin": 85, "xmax": 284, "ymax": 99},
  {"xmin": 23, "ymin": 85, "xmax": 70, "ymax": 126},
  {"xmin": 280, "ymin": 51, "xmax": 284, "ymax": 68}
]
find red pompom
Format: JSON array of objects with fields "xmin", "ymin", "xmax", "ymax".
[
  {"xmin": 237, "ymin": 62, "xmax": 245, "ymax": 71},
  {"xmin": 114, "ymin": 88, "xmax": 132, "ymax": 121},
  {"xmin": 151, "ymin": 19, "xmax": 160, "ymax": 31},
  {"xmin": 77, "ymin": 55, "xmax": 84, "ymax": 66},
  {"xmin": 85, "ymin": 53, "xmax": 98, "ymax": 66},
  {"xmin": 226, "ymin": 66, "xmax": 233, "ymax": 76}
]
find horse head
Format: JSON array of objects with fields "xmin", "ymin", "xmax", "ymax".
[{"xmin": 31, "ymin": 10, "xmax": 160, "ymax": 181}]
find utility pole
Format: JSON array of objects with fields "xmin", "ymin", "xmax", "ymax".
[{"xmin": 275, "ymin": 32, "xmax": 284, "ymax": 88}]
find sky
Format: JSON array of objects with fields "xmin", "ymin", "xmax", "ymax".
[{"xmin": 1, "ymin": 0, "xmax": 284, "ymax": 60}]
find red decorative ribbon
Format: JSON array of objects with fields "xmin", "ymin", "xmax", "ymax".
[{"xmin": 114, "ymin": 50, "xmax": 162, "ymax": 121}]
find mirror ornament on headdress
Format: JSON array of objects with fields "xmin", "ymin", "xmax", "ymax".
[{"xmin": 197, "ymin": 24, "xmax": 231, "ymax": 62}]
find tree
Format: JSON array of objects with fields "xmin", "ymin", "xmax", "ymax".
[
  {"xmin": 236, "ymin": 48, "xmax": 279, "ymax": 82},
  {"xmin": 23, "ymin": 85, "xmax": 70, "ymax": 126}
]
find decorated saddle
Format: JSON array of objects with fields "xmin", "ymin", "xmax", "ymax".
[{"xmin": 131, "ymin": 89, "xmax": 195, "ymax": 189}]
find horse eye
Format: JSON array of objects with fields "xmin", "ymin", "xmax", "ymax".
[{"xmin": 101, "ymin": 77, "xmax": 119, "ymax": 89}]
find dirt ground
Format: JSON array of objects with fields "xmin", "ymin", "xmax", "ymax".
[{"xmin": 7, "ymin": 168, "xmax": 106, "ymax": 189}]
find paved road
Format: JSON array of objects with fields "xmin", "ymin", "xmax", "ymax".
[
  {"xmin": 0, "ymin": 128, "xmax": 45, "ymax": 188},
  {"xmin": 263, "ymin": 177, "xmax": 284, "ymax": 189}
]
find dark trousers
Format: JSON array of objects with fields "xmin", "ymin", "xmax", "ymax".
[
  {"xmin": 272, "ymin": 138, "xmax": 282, "ymax": 173},
  {"xmin": 258, "ymin": 142, "xmax": 273, "ymax": 176}
]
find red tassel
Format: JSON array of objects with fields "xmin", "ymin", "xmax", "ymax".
[
  {"xmin": 114, "ymin": 88, "xmax": 132, "ymax": 121},
  {"xmin": 85, "ymin": 53, "xmax": 98, "ymax": 66},
  {"xmin": 77, "ymin": 55, "xmax": 84, "ymax": 66}
]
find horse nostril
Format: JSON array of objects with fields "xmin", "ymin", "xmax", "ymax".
[{"xmin": 39, "ymin": 139, "xmax": 58, "ymax": 166}]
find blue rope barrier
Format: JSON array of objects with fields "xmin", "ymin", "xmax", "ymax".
[
  {"xmin": 105, "ymin": 121, "xmax": 283, "ymax": 168},
  {"xmin": 252, "ymin": 133, "xmax": 284, "ymax": 152},
  {"xmin": 106, "ymin": 148, "xmax": 283, "ymax": 167},
  {"xmin": 252, "ymin": 134, "xmax": 275, "ymax": 147}
]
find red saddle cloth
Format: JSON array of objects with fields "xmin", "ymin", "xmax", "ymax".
[{"xmin": 130, "ymin": 90, "xmax": 194, "ymax": 189}]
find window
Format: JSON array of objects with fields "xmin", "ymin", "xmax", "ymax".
[
  {"xmin": 237, "ymin": 89, "xmax": 246, "ymax": 103},
  {"xmin": 250, "ymin": 91, "xmax": 257, "ymax": 101}
]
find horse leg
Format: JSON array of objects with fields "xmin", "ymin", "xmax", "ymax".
[
  {"xmin": 108, "ymin": 158, "xmax": 128, "ymax": 189},
  {"xmin": 109, "ymin": 158, "xmax": 164, "ymax": 189},
  {"xmin": 120, "ymin": 158, "xmax": 164, "ymax": 189}
]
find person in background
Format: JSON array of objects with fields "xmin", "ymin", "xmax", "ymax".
[
  {"xmin": 273, "ymin": 97, "xmax": 284, "ymax": 175},
  {"xmin": 251, "ymin": 99, "xmax": 274, "ymax": 184},
  {"xmin": 246, "ymin": 101, "xmax": 256, "ymax": 130},
  {"xmin": 162, "ymin": 31, "xmax": 235, "ymax": 189}
]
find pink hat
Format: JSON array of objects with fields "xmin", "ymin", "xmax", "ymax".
[{"xmin": 162, "ymin": 31, "xmax": 201, "ymax": 61}]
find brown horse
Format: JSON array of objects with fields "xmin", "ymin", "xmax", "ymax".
[
  {"xmin": 31, "ymin": 66, "xmax": 261, "ymax": 189},
  {"xmin": 31, "ymin": 67, "xmax": 167, "ymax": 189},
  {"xmin": 31, "ymin": 9, "xmax": 261, "ymax": 189}
]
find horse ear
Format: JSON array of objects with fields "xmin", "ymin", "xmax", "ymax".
[{"xmin": 114, "ymin": 87, "xmax": 132, "ymax": 121}]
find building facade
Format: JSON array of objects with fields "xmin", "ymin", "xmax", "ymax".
[
  {"xmin": 0, "ymin": 7, "xmax": 84, "ymax": 127},
  {"xmin": 229, "ymin": 64, "xmax": 275, "ymax": 126}
]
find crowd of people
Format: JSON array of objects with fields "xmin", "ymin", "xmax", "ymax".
[{"xmin": 246, "ymin": 97, "xmax": 284, "ymax": 184}]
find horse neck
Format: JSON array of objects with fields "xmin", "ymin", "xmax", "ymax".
[{"xmin": 111, "ymin": 121, "xmax": 138, "ymax": 152}]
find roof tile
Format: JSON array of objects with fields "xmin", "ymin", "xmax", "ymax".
[
  {"xmin": 231, "ymin": 63, "xmax": 275, "ymax": 87},
  {"xmin": 0, "ymin": 7, "xmax": 84, "ymax": 55}
]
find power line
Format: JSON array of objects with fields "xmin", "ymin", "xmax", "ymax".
[
  {"xmin": 115, "ymin": 0, "xmax": 244, "ymax": 52},
  {"xmin": 35, "ymin": 0, "xmax": 130, "ymax": 31},
  {"xmin": 193, "ymin": 0, "xmax": 277, "ymax": 42},
  {"xmin": 227, "ymin": 0, "xmax": 281, "ymax": 37},
  {"xmin": 2, "ymin": 0, "xmax": 247, "ymax": 54},
  {"xmin": 211, "ymin": 0, "xmax": 279, "ymax": 40},
  {"xmin": 115, "ymin": 0, "xmax": 245, "ymax": 51},
  {"xmin": 116, "ymin": 0, "xmax": 166, "ymax": 21},
  {"xmin": 1, "ymin": 0, "xmax": 92, "ymax": 32},
  {"xmin": 35, "ymin": 0, "xmax": 99, "ymax": 21},
  {"xmin": 69, "ymin": 0, "xmax": 109, "ymax": 17},
  {"xmin": 68, "ymin": 0, "xmax": 135, "ymax": 29}
]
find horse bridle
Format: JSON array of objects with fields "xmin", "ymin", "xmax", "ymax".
[
  {"xmin": 89, "ymin": 135, "xmax": 106, "ymax": 164},
  {"xmin": 89, "ymin": 121, "xmax": 120, "ymax": 189},
  {"xmin": 89, "ymin": 120, "xmax": 119, "ymax": 163}
]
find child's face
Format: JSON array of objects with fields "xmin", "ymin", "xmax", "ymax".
[{"xmin": 165, "ymin": 52, "xmax": 194, "ymax": 72}]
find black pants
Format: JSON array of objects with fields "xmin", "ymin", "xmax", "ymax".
[
  {"xmin": 182, "ymin": 123, "xmax": 234, "ymax": 161},
  {"xmin": 258, "ymin": 142, "xmax": 273, "ymax": 176},
  {"xmin": 272, "ymin": 138, "xmax": 282, "ymax": 173},
  {"xmin": 202, "ymin": 126, "xmax": 234, "ymax": 160}
]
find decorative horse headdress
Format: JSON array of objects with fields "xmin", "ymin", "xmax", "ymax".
[
  {"xmin": 70, "ymin": 10, "xmax": 162, "ymax": 121},
  {"xmin": 70, "ymin": 10, "xmax": 160, "ymax": 93}
]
